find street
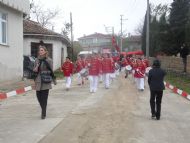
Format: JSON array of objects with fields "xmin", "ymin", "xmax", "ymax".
[{"xmin": 0, "ymin": 74, "xmax": 190, "ymax": 143}]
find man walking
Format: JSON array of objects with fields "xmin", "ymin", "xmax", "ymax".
[
  {"xmin": 180, "ymin": 43, "xmax": 189, "ymax": 73},
  {"xmin": 148, "ymin": 59, "xmax": 166, "ymax": 120}
]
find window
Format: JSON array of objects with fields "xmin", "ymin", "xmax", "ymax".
[{"xmin": 0, "ymin": 12, "xmax": 7, "ymax": 45}]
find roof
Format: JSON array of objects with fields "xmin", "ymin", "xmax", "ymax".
[
  {"xmin": 78, "ymin": 33, "xmax": 112, "ymax": 40},
  {"xmin": 23, "ymin": 19, "xmax": 71, "ymax": 46}
]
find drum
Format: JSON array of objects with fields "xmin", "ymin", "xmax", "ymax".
[
  {"xmin": 115, "ymin": 63, "xmax": 120, "ymax": 70},
  {"xmin": 125, "ymin": 65, "xmax": 132, "ymax": 71},
  {"xmin": 80, "ymin": 68, "xmax": 88, "ymax": 77}
]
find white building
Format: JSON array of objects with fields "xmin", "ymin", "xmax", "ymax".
[
  {"xmin": 0, "ymin": 0, "xmax": 30, "ymax": 82},
  {"xmin": 23, "ymin": 20, "xmax": 71, "ymax": 71},
  {"xmin": 78, "ymin": 33, "xmax": 112, "ymax": 53}
]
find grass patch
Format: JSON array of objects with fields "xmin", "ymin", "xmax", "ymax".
[
  {"xmin": 54, "ymin": 70, "xmax": 64, "ymax": 79},
  {"xmin": 165, "ymin": 71, "xmax": 190, "ymax": 94}
]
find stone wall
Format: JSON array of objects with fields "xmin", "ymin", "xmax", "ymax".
[{"xmin": 149, "ymin": 56, "xmax": 190, "ymax": 73}]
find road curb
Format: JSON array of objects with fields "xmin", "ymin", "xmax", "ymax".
[
  {"xmin": 164, "ymin": 82, "xmax": 190, "ymax": 101},
  {"xmin": 0, "ymin": 86, "xmax": 33, "ymax": 100}
]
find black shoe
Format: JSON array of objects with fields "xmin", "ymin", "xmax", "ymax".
[
  {"xmin": 156, "ymin": 116, "xmax": 160, "ymax": 120},
  {"xmin": 41, "ymin": 115, "xmax": 46, "ymax": 119},
  {"xmin": 151, "ymin": 114, "xmax": 156, "ymax": 119}
]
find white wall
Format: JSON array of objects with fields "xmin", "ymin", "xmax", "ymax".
[
  {"xmin": 0, "ymin": 5, "xmax": 24, "ymax": 82},
  {"xmin": 0, "ymin": 0, "xmax": 30, "ymax": 14},
  {"xmin": 23, "ymin": 37, "xmax": 68, "ymax": 71}
]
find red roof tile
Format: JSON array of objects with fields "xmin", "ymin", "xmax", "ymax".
[{"xmin": 23, "ymin": 19, "xmax": 62, "ymax": 36}]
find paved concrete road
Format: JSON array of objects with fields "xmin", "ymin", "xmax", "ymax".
[{"xmin": 0, "ymin": 74, "xmax": 190, "ymax": 143}]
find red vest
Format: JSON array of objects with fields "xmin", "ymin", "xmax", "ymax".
[
  {"xmin": 142, "ymin": 59, "xmax": 149, "ymax": 68},
  {"xmin": 102, "ymin": 58, "xmax": 112, "ymax": 74},
  {"xmin": 88, "ymin": 58, "xmax": 100, "ymax": 76},
  {"xmin": 134, "ymin": 64, "xmax": 145, "ymax": 78},
  {"xmin": 61, "ymin": 61, "xmax": 73, "ymax": 77}
]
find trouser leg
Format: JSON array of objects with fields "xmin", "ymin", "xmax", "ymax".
[
  {"xmin": 150, "ymin": 90, "xmax": 156, "ymax": 115},
  {"xmin": 93, "ymin": 76, "xmax": 98, "ymax": 92},
  {"xmin": 36, "ymin": 90, "xmax": 49, "ymax": 117},
  {"xmin": 36, "ymin": 91, "xmax": 43, "ymax": 109},
  {"xmin": 139, "ymin": 78, "xmax": 145, "ymax": 90},
  {"xmin": 66, "ymin": 76, "xmax": 71, "ymax": 88},
  {"xmin": 105, "ymin": 73, "xmax": 110, "ymax": 88},
  {"xmin": 89, "ymin": 76, "xmax": 93, "ymax": 92},
  {"xmin": 156, "ymin": 91, "xmax": 163, "ymax": 118}
]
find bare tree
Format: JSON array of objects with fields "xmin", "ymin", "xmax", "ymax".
[
  {"xmin": 30, "ymin": 0, "xmax": 60, "ymax": 28},
  {"xmin": 61, "ymin": 22, "xmax": 71, "ymax": 37},
  {"xmin": 134, "ymin": 21, "xmax": 144, "ymax": 35}
]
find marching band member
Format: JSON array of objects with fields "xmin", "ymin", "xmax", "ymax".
[
  {"xmin": 142, "ymin": 55, "xmax": 149, "ymax": 68},
  {"xmin": 102, "ymin": 53, "xmax": 113, "ymax": 89},
  {"xmin": 134, "ymin": 58, "xmax": 146, "ymax": 91},
  {"xmin": 109, "ymin": 56, "xmax": 116, "ymax": 82},
  {"xmin": 142, "ymin": 55, "xmax": 150, "ymax": 87},
  {"xmin": 75, "ymin": 56, "xmax": 85, "ymax": 85},
  {"xmin": 88, "ymin": 53, "xmax": 100, "ymax": 93},
  {"xmin": 131, "ymin": 57, "xmax": 138, "ymax": 83},
  {"xmin": 61, "ymin": 57, "xmax": 74, "ymax": 91},
  {"xmin": 98, "ymin": 54, "xmax": 103, "ymax": 83}
]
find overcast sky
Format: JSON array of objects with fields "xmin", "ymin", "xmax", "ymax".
[{"xmin": 32, "ymin": 0, "xmax": 173, "ymax": 40}]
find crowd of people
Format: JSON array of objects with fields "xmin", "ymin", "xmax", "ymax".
[
  {"xmin": 60, "ymin": 52, "xmax": 150, "ymax": 93},
  {"xmin": 33, "ymin": 45, "xmax": 166, "ymax": 120}
]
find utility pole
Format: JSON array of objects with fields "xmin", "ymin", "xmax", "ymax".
[
  {"xmin": 104, "ymin": 25, "xmax": 115, "ymax": 52},
  {"xmin": 146, "ymin": 0, "xmax": 150, "ymax": 58},
  {"xmin": 112, "ymin": 27, "xmax": 114, "ymax": 35},
  {"xmin": 120, "ymin": 15, "xmax": 127, "ymax": 52},
  {"xmin": 70, "ymin": 12, "xmax": 74, "ymax": 61},
  {"xmin": 120, "ymin": 15, "xmax": 123, "ymax": 52}
]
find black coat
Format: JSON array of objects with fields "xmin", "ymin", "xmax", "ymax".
[
  {"xmin": 148, "ymin": 68, "xmax": 166, "ymax": 91},
  {"xmin": 180, "ymin": 46, "xmax": 189, "ymax": 58}
]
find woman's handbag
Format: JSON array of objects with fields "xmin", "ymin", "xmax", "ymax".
[
  {"xmin": 41, "ymin": 60, "xmax": 57, "ymax": 84},
  {"xmin": 41, "ymin": 71, "xmax": 52, "ymax": 83}
]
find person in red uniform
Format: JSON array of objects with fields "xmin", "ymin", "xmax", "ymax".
[
  {"xmin": 134, "ymin": 58, "xmax": 146, "ymax": 91},
  {"xmin": 61, "ymin": 57, "xmax": 73, "ymax": 91},
  {"xmin": 97, "ymin": 53, "xmax": 103, "ymax": 83},
  {"xmin": 102, "ymin": 53, "xmax": 113, "ymax": 89},
  {"xmin": 75, "ymin": 56, "xmax": 85, "ymax": 85},
  {"xmin": 131, "ymin": 58, "xmax": 138, "ymax": 83},
  {"xmin": 88, "ymin": 53, "xmax": 100, "ymax": 93}
]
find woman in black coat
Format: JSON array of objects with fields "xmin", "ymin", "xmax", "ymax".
[{"xmin": 148, "ymin": 59, "xmax": 166, "ymax": 120}]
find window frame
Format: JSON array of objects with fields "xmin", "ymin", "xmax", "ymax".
[{"xmin": 0, "ymin": 12, "xmax": 8, "ymax": 45}]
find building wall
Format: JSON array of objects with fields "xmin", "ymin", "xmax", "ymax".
[
  {"xmin": 0, "ymin": 4, "xmax": 24, "ymax": 82},
  {"xmin": 0, "ymin": 0, "xmax": 30, "ymax": 14},
  {"xmin": 23, "ymin": 38, "xmax": 68, "ymax": 71},
  {"xmin": 79, "ymin": 37, "xmax": 112, "ymax": 52}
]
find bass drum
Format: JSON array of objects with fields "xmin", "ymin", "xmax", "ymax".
[
  {"xmin": 80, "ymin": 68, "xmax": 88, "ymax": 77},
  {"xmin": 125, "ymin": 65, "xmax": 132, "ymax": 71}
]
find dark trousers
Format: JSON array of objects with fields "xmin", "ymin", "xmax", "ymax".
[
  {"xmin": 36, "ymin": 90, "xmax": 49, "ymax": 116},
  {"xmin": 182, "ymin": 58, "xmax": 187, "ymax": 72},
  {"xmin": 150, "ymin": 90, "xmax": 163, "ymax": 118}
]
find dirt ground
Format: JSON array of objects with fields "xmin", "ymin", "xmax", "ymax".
[
  {"xmin": 38, "ymin": 72, "xmax": 190, "ymax": 143},
  {"xmin": 1, "ymin": 73, "xmax": 190, "ymax": 143},
  {"xmin": 39, "ymin": 74, "xmax": 139, "ymax": 143}
]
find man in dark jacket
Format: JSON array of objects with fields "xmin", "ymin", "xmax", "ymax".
[
  {"xmin": 180, "ymin": 43, "xmax": 189, "ymax": 73},
  {"xmin": 148, "ymin": 59, "xmax": 166, "ymax": 120}
]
